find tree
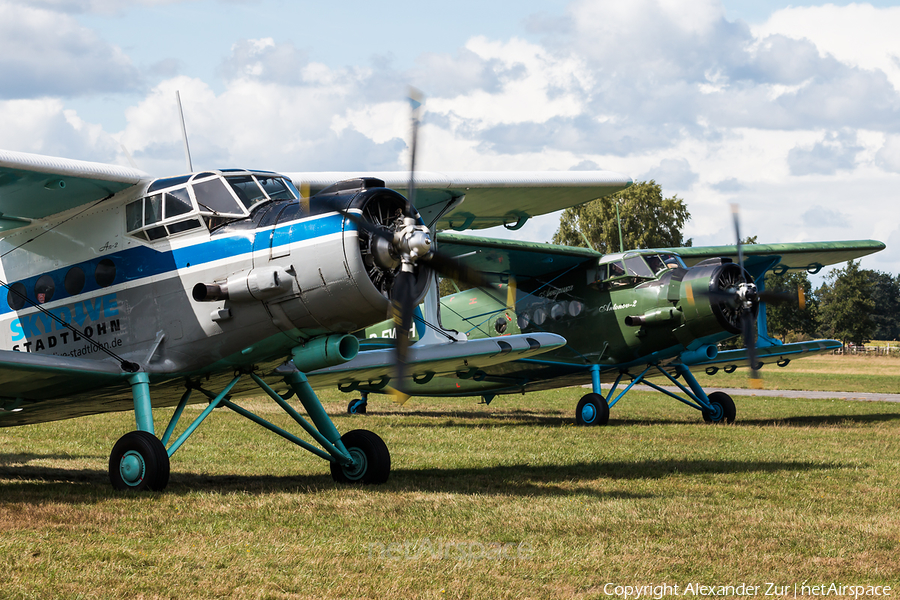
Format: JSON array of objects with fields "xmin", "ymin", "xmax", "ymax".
[
  {"xmin": 816, "ymin": 260, "xmax": 876, "ymax": 346},
  {"xmin": 552, "ymin": 180, "xmax": 691, "ymax": 252},
  {"xmin": 764, "ymin": 271, "xmax": 819, "ymax": 342},
  {"xmin": 866, "ymin": 270, "xmax": 900, "ymax": 341}
]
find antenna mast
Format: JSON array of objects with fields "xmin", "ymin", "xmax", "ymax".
[{"xmin": 175, "ymin": 90, "xmax": 193, "ymax": 172}]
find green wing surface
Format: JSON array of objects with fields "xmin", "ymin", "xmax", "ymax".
[
  {"xmin": 0, "ymin": 149, "xmax": 148, "ymax": 233},
  {"xmin": 435, "ymin": 235, "xmax": 886, "ymax": 280},
  {"xmin": 435, "ymin": 232, "xmax": 601, "ymax": 279},
  {"xmin": 287, "ymin": 170, "xmax": 632, "ymax": 231},
  {"xmin": 306, "ymin": 332, "xmax": 565, "ymax": 391},
  {"xmin": 658, "ymin": 240, "xmax": 886, "ymax": 275}
]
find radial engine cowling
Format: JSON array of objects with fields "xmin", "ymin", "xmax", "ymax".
[
  {"xmin": 679, "ymin": 258, "xmax": 758, "ymax": 339},
  {"xmin": 264, "ymin": 178, "xmax": 433, "ymax": 334}
]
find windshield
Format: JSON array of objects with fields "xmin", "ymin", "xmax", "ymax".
[{"xmin": 646, "ymin": 253, "xmax": 685, "ymax": 274}]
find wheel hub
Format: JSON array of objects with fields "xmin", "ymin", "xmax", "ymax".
[
  {"xmin": 119, "ymin": 451, "xmax": 145, "ymax": 486},
  {"xmin": 581, "ymin": 404, "xmax": 596, "ymax": 423},
  {"xmin": 340, "ymin": 447, "xmax": 369, "ymax": 481},
  {"xmin": 706, "ymin": 402, "xmax": 724, "ymax": 422}
]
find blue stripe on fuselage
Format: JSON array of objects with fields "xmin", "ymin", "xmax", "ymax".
[{"xmin": 0, "ymin": 213, "xmax": 348, "ymax": 317}]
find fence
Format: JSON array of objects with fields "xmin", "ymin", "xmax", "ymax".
[{"xmin": 833, "ymin": 344, "xmax": 900, "ymax": 356}]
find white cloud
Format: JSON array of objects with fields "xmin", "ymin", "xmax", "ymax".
[
  {"xmin": 0, "ymin": 2, "xmax": 141, "ymax": 98},
  {"xmin": 756, "ymin": 3, "xmax": 900, "ymax": 91},
  {"xmin": 1, "ymin": 0, "xmax": 899, "ymax": 278}
]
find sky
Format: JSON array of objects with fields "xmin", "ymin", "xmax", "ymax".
[{"xmin": 2, "ymin": 0, "xmax": 899, "ymax": 282}]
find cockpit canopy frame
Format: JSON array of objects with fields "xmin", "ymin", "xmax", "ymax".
[
  {"xmin": 591, "ymin": 250, "xmax": 686, "ymax": 289},
  {"xmin": 125, "ymin": 169, "xmax": 300, "ymax": 241}
]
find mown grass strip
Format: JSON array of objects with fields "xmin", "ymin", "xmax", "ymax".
[{"xmin": 1, "ymin": 386, "xmax": 898, "ymax": 598}]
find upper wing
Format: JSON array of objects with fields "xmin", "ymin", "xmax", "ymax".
[
  {"xmin": 306, "ymin": 332, "xmax": 565, "ymax": 391},
  {"xmin": 435, "ymin": 231, "xmax": 601, "ymax": 280},
  {"xmin": 0, "ymin": 149, "xmax": 149, "ymax": 233},
  {"xmin": 286, "ymin": 170, "xmax": 632, "ymax": 231},
  {"xmin": 659, "ymin": 240, "xmax": 886, "ymax": 278}
]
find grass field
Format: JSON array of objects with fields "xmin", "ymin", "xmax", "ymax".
[{"xmin": 1, "ymin": 356, "xmax": 899, "ymax": 598}]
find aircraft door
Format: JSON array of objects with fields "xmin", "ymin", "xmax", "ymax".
[{"xmin": 253, "ymin": 204, "xmax": 293, "ymax": 267}]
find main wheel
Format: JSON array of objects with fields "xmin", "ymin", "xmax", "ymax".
[
  {"xmin": 575, "ymin": 393, "xmax": 610, "ymax": 426},
  {"xmin": 331, "ymin": 429, "xmax": 390, "ymax": 484},
  {"xmin": 702, "ymin": 391, "xmax": 736, "ymax": 424},
  {"xmin": 347, "ymin": 398, "xmax": 367, "ymax": 415},
  {"xmin": 109, "ymin": 431, "xmax": 170, "ymax": 491}
]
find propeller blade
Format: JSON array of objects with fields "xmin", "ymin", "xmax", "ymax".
[
  {"xmin": 406, "ymin": 87, "xmax": 423, "ymax": 212},
  {"xmin": 731, "ymin": 203, "xmax": 764, "ymax": 389},
  {"xmin": 743, "ymin": 312, "xmax": 763, "ymax": 389},
  {"xmin": 758, "ymin": 289, "xmax": 798, "ymax": 304},
  {"xmin": 385, "ymin": 89, "xmax": 424, "ymax": 406},
  {"xmin": 731, "ymin": 203, "xmax": 745, "ymax": 274},
  {"xmin": 425, "ymin": 252, "xmax": 493, "ymax": 290},
  {"xmin": 336, "ymin": 207, "xmax": 396, "ymax": 242},
  {"xmin": 386, "ymin": 270, "xmax": 415, "ymax": 405}
]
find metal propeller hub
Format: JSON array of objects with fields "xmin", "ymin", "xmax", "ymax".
[
  {"xmin": 709, "ymin": 262, "xmax": 758, "ymax": 333},
  {"xmin": 395, "ymin": 220, "xmax": 433, "ymax": 270},
  {"xmin": 736, "ymin": 281, "xmax": 758, "ymax": 309}
]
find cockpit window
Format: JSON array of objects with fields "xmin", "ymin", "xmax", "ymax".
[
  {"xmin": 144, "ymin": 194, "xmax": 163, "ymax": 226},
  {"xmin": 257, "ymin": 176, "xmax": 296, "ymax": 200},
  {"xmin": 166, "ymin": 187, "xmax": 193, "ymax": 218},
  {"xmin": 645, "ymin": 253, "xmax": 685, "ymax": 274},
  {"xmin": 192, "ymin": 177, "xmax": 244, "ymax": 216},
  {"xmin": 227, "ymin": 176, "xmax": 268, "ymax": 209},
  {"xmin": 624, "ymin": 255, "xmax": 654, "ymax": 278},
  {"xmin": 129, "ymin": 171, "xmax": 296, "ymax": 242},
  {"xmin": 659, "ymin": 253, "xmax": 685, "ymax": 269}
]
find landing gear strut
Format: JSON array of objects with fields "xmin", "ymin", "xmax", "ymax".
[
  {"xmin": 112, "ymin": 365, "xmax": 390, "ymax": 492},
  {"xmin": 581, "ymin": 363, "xmax": 738, "ymax": 424},
  {"xmin": 347, "ymin": 393, "xmax": 368, "ymax": 415}
]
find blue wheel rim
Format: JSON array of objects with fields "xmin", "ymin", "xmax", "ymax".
[
  {"xmin": 341, "ymin": 447, "xmax": 368, "ymax": 481},
  {"xmin": 119, "ymin": 450, "xmax": 146, "ymax": 487},
  {"xmin": 581, "ymin": 403, "xmax": 597, "ymax": 423}
]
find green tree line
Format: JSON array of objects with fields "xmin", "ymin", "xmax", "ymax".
[{"xmin": 767, "ymin": 262, "xmax": 899, "ymax": 346}]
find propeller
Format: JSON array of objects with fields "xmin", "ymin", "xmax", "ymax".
[
  {"xmin": 727, "ymin": 204, "xmax": 805, "ymax": 388},
  {"xmin": 334, "ymin": 90, "xmax": 491, "ymax": 404},
  {"xmin": 688, "ymin": 206, "xmax": 805, "ymax": 389},
  {"xmin": 728, "ymin": 204, "xmax": 763, "ymax": 388}
]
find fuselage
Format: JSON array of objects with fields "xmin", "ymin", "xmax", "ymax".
[
  {"xmin": 0, "ymin": 170, "xmax": 420, "ymax": 420},
  {"xmin": 360, "ymin": 250, "xmax": 752, "ymax": 397}
]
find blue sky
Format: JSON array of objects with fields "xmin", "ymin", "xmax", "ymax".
[{"xmin": 2, "ymin": 0, "xmax": 900, "ymax": 278}]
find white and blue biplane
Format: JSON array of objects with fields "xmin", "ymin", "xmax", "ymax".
[{"xmin": 0, "ymin": 147, "xmax": 631, "ymax": 491}]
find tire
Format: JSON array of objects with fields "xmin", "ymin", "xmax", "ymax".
[
  {"xmin": 331, "ymin": 429, "xmax": 390, "ymax": 484},
  {"xmin": 109, "ymin": 431, "xmax": 170, "ymax": 491},
  {"xmin": 702, "ymin": 391, "xmax": 736, "ymax": 424},
  {"xmin": 575, "ymin": 393, "xmax": 610, "ymax": 426},
  {"xmin": 347, "ymin": 399, "xmax": 367, "ymax": 415}
]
